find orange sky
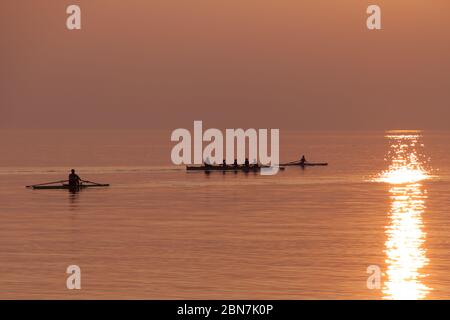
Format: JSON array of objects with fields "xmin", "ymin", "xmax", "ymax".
[{"xmin": 1, "ymin": 0, "xmax": 449, "ymax": 130}]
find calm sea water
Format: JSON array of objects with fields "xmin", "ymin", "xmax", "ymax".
[{"xmin": 1, "ymin": 129, "xmax": 450, "ymax": 299}]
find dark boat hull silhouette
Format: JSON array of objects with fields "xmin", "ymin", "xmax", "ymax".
[
  {"xmin": 186, "ymin": 165, "xmax": 284, "ymax": 172},
  {"xmin": 31, "ymin": 183, "xmax": 110, "ymax": 190}
]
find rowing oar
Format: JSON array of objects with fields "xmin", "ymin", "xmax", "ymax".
[
  {"xmin": 280, "ymin": 160, "xmax": 301, "ymax": 166},
  {"xmin": 80, "ymin": 179, "xmax": 105, "ymax": 186},
  {"xmin": 26, "ymin": 180, "xmax": 69, "ymax": 188}
]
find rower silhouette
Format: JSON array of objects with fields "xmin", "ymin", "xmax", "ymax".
[
  {"xmin": 69, "ymin": 169, "xmax": 81, "ymax": 187},
  {"xmin": 300, "ymin": 155, "xmax": 306, "ymax": 165}
]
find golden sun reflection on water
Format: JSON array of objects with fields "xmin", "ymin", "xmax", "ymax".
[{"xmin": 378, "ymin": 131, "xmax": 432, "ymax": 300}]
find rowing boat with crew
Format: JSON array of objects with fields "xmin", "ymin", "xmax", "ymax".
[
  {"xmin": 186, "ymin": 156, "xmax": 327, "ymax": 172},
  {"xmin": 186, "ymin": 164, "xmax": 285, "ymax": 172},
  {"xmin": 28, "ymin": 182, "xmax": 110, "ymax": 190},
  {"xmin": 26, "ymin": 169, "xmax": 110, "ymax": 190}
]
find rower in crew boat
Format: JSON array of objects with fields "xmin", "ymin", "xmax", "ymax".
[
  {"xmin": 68, "ymin": 169, "xmax": 81, "ymax": 187},
  {"xmin": 300, "ymin": 155, "xmax": 307, "ymax": 165},
  {"xmin": 244, "ymin": 158, "xmax": 250, "ymax": 167}
]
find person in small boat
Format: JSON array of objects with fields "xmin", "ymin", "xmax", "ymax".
[
  {"xmin": 222, "ymin": 159, "xmax": 227, "ymax": 168},
  {"xmin": 244, "ymin": 158, "xmax": 250, "ymax": 167},
  {"xmin": 233, "ymin": 159, "xmax": 238, "ymax": 167},
  {"xmin": 68, "ymin": 169, "xmax": 81, "ymax": 187},
  {"xmin": 300, "ymin": 155, "xmax": 307, "ymax": 165}
]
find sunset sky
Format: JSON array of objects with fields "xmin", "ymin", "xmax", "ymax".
[{"xmin": 1, "ymin": 0, "xmax": 449, "ymax": 130}]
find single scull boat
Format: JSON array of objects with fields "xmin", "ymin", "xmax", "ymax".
[
  {"xmin": 282, "ymin": 162, "xmax": 328, "ymax": 167},
  {"xmin": 26, "ymin": 179, "xmax": 110, "ymax": 190}
]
